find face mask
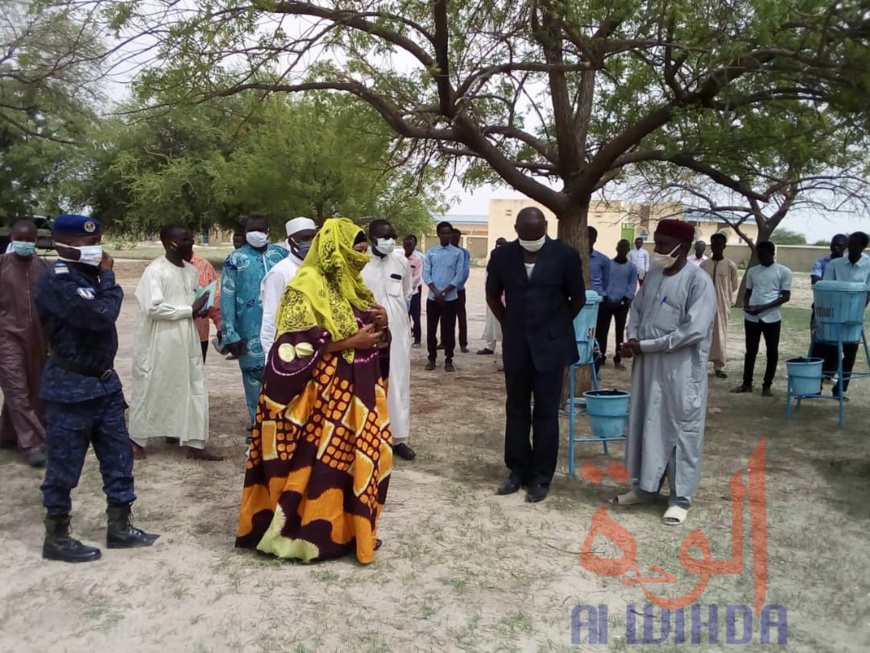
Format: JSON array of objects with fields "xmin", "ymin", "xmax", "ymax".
[
  {"xmin": 290, "ymin": 239, "xmax": 312, "ymax": 259},
  {"xmin": 519, "ymin": 236, "xmax": 546, "ymax": 253},
  {"xmin": 246, "ymin": 231, "xmax": 269, "ymax": 248},
  {"xmin": 58, "ymin": 244, "xmax": 102, "ymax": 267},
  {"xmin": 170, "ymin": 241, "xmax": 194, "ymax": 261},
  {"xmin": 651, "ymin": 244, "xmax": 681, "ymax": 269},
  {"xmin": 11, "ymin": 241, "xmax": 36, "ymax": 257},
  {"xmin": 375, "ymin": 238, "xmax": 396, "ymax": 256}
]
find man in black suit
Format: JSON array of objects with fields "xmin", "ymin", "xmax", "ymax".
[{"xmin": 486, "ymin": 207, "xmax": 585, "ymax": 502}]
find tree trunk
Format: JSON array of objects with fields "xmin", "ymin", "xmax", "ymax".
[{"xmin": 557, "ymin": 199, "xmax": 593, "ymax": 397}]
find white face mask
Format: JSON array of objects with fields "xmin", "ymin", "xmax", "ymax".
[
  {"xmin": 651, "ymin": 244, "xmax": 682, "ymax": 269},
  {"xmin": 59, "ymin": 244, "xmax": 103, "ymax": 267},
  {"xmin": 374, "ymin": 238, "xmax": 396, "ymax": 256},
  {"xmin": 519, "ymin": 236, "xmax": 546, "ymax": 252},
  {"xmin": 246, "ymin": 231, "xmax": 269, "ymax": 248}
]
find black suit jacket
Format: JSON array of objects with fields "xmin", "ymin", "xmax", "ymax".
[{"xmin": 486, "ymin": 238, "xmax": 585, "ymax": 373}]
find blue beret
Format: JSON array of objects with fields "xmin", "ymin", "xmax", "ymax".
[{"xmin": 53, "ymin": 214, "xmax": 101, "ymax": 236}]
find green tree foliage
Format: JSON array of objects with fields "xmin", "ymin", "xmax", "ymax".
[
  {"xmin": 80, "ymin": 92, "xmax": 445, "ymax": 236},
  {"xmin": 769, "ymin": 228, "xmax": 807, "ymax": 245},
  {"xmin": 95, "ymin": 0, "xmax": 870, "ymax": 264},
  {"xmin": 0, "ymin": 2, "xmax": 101, "ymax": 222}
]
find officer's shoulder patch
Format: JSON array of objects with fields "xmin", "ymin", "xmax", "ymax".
[
  {"xmin": 76, "ymin": 287, "xmax": 95, "ymax": 300},
  {"xmin": 54, "ymin": 265, "xmax": 69, "ymax": 275}
]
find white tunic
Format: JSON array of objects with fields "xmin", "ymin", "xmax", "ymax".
[
  {"xmin": 625, "ymin": 263, "xmax": 716, "ymax": 499},
  {"xmin": 259, "ymin": 252, "xmax": 305, "ymax": 356},
  {"xmin": 362, "ymin": 250, "xmax": 413, "ymax": 443},
  {"xmin": 130, "ymin": 257, "xmax": 209, "ymax": 448}
]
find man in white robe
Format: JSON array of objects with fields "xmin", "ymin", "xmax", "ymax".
[
  {"xmin": 361, "ymin": 219, "xmax": 416, "ymax": 461},
  {"xmin": 259, "ymin": 217, "xmax": 318, "ymax": 357},
  {"xmin": 129, "ymin": 225, "xmax": 223, "ymax": 460},
  {"xmin": 614, "ymin": 219, "xmax": 716, "ymax": 526},
  {"xmin": 478, "ymin": 237, "xmax": 506, "ymax": 356}
]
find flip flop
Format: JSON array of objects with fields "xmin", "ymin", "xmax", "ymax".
[
  {"xmin": 662, "ymin": 505, "xmax": 688, "ymax": 526},
  {"xmin": 610, "ymin": 490, "xmax": 643, "ymax": 506}
]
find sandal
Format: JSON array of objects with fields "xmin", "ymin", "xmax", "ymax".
[
  {"xmin": 610, "ymin": 490, "xmax": 643, "ymax": 506},
  {"xmin": 662, "ymin": 505, "xmax": 688, "ymax": 526},
  {"xmin": 714, "ymin": 370, "xmax": 728, "ymax": 379}
]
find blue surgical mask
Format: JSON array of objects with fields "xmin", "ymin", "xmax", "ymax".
[
  {"xmin": 11, "ymin": 241, "xmax": 36, "ymax": 257},
  {"xmin": 291, "ymin": 239, "xmax": 312, "ymax": 259}
]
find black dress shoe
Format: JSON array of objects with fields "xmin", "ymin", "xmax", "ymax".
[
  {"xmin": 496, "ymin": 475, "xmax": 523, "ymax": 495},
  {"xmin": 393, "ymin": 443, "xmax": 417, "ymax": 461},
  {"xmin": 526, "ymin": 484, "xmax": 549, "ymax": 503}
]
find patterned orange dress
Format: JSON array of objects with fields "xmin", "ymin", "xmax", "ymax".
[{"xmin": 235, "ymin": 308, "xmax": 392, "ymax": 563}]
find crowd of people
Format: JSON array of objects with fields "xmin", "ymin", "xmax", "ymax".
[{"xmin": 1, "ymin": 209, "xmax": 868, "ymax": 564}]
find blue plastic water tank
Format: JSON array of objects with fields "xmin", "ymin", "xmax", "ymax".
[
  {"xmin": 812, "ymin": 281, "xmax": 867, "ymax": 343},
  {"xmin": 574, "ymin": 290, "xmax": 603, "ymax": 365}
]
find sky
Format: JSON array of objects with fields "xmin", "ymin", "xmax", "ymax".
[
  {"xmin": 90, "ymin": 5, "xmax": 870, "ymax": 246},
  {"xmin": 444, "ymin": 182, "xmax": 870, "ymax": 244}
]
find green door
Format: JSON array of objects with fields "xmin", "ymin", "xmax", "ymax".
[{"xmin": 620, "ymin": 226, "xmax": 635, "ymax": 241}]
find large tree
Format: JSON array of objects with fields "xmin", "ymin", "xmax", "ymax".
[
  {"xmin": 80, "ymin": 92, "xmax": 445, "ymax": 235},
  {"xmin": 631, "ymin": 100, "xmax": 870, "ymax": 262},
  {"xmin": 95, "ymin": 0, "xmax": 870, "ymax": 270},
  {"xmin": 0, "ymin": 2, "xmax": 104, "ymax": 220}
]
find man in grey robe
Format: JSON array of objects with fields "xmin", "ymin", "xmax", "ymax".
[{"xmin": 613, "ymin": 218, "xmax": 716, "ymax": 526}]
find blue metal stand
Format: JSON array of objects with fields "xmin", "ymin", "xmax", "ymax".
[
  {"xmin": 561, "ymin": 339, "xmax": 628, "ymax": 477},
  {"xmin": 787, "ymin": 330, "xmax": 870, "ymax": 428}
]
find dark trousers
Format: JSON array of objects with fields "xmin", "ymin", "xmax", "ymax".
[
  {"xmin": 409, "ymin": 290, "xmax": 422, "ymax": 344},
  {"xmin": 742, "ymin": 320, "xmax": 782, "ymax": 388},
  {"xmin": 809, "ymin": 309, "xmax": 860, "ymax": 391},
  {"xmin": 456, "ymin": 289, "xmax": 468, "ymax": 348},
  {"xmin": 837, "ymin": 343, "xmax": 860, "ymax": 392},
  {"xmin": 201, "ymin": 340, "xmax": 208, "ymax": 361},
  {"xmin": 596, "ymin": 300, "xmax": 630, "ymax": 363},
  {"xmin": 41, "ymin": 390, "xmax": 136, "ymax": 516},
  {"xmin": 504, "ymin": 363, "xmax": 563, "ymax": 486},
  {"xmin": 427, "ymin": 299, "xmax": 457, "ymax": 362}
]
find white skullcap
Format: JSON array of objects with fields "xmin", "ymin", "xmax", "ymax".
[{"xmin": 285, "ymin": 217, "xmax": 317, "ymax": 237}]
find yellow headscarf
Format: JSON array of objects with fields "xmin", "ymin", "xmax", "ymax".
[{"xmin": 275, "ymin": 218, "xmax": 374, "ymax": 359}]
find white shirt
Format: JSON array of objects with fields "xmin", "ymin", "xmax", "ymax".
[
  {"xmin": 628, "ymin": 247, "xmax": 649, "ymax": 272},
  {"xmin": 259, "ymin": 252, "xmax": 305, "ymax": 356},
  {"xmin": 689, "ymin": 254, "xmax": 708, "ymax": 267},
  {"xmin": 361, "ymin": 250, "xmax": 413, "ymax": 441},
  {"xmin": 822, "ymin": 253, "xmax": 870, "ymax": 288},
  {"xmin": 524, "ymin": 263, "xmax": 535, "ymax": 279},
  {"xmin": 628, "ymin": 248, "xmax": 649, "ymax": 276},
  {"xmin": 745, "ymin": 262, "xmax": 792, "ymax": 323}
]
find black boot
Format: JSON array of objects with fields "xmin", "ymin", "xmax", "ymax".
[
  {"xmin": 106, "ymin": 504, "xmax": 160, "ymax": 549},
  {"xmin": 42, "ymin": 515, "xmax": 102, "ymax": 563}
]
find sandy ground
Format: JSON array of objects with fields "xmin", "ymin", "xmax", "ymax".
[{"xmin": 1, "ymin": 260, "xmax": 869, "ymax": 652}]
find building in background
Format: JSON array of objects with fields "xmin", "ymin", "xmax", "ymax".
[
  {"xmin": 203, "ymin": 203, "xmax": 760, "ymax": 263},
  {"xmin": 482, "ymin": 200, "xmax": 759, "ymax": 260}
]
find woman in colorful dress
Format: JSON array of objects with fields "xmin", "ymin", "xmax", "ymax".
[{"xmin": 236, "ymin": 218, "xmax": 392, "ymax": 564}]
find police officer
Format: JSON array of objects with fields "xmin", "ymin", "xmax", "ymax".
[{"xmin": 35, "ymin": 214, "xmax": 158, "ymax": 563}]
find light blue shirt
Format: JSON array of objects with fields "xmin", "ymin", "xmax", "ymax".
[
  {"xmin": 811, "ymin": 255, "xmax": 832, "ymax": 280},
  {"xmin": 220, "ymin": 244, "xmax": 289, "ymax": 355},
  {"xmin": 456, "ymin": 248, "xmax": 471, "ymax": 292},
  {"xmin": 823, "ymin": 254, "xmax": 870, "ymax": 288},
  {"xmin": 589, "ymin": 249, "xmax": 611, "ymax": 297},
  {"xmin": 745, "ymin": 262, "xmax": 792, "ymax": 323},
  {"xmin": 605, "ymin": 259, "xmax": 638, "ymax": 301},
  {"xmin": 422, "ymin": 244, "xmax": 464, "ymax": 302}
]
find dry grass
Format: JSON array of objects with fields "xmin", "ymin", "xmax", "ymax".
[{"xmin": 0, "ymin": 264, "xmax": 867, "ymax": 652}]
